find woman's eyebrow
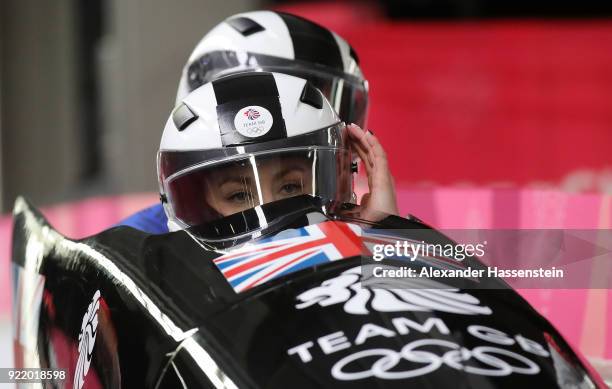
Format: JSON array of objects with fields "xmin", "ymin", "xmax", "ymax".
[
  {"xmin": 218, "ymin": 176, "xmax": 250, "ymax": 189},
  {"xmin": 273, "ymin": 166, "xmax": 306, "ymax": 180}
]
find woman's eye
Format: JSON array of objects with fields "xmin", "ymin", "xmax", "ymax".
[
  {"xmin": 228, "ymin": 191, "xmax": 250, "ymax": 202},
  {"xmin": 280, "ymin": 182, "xmax": 302, "ymax": 195}
]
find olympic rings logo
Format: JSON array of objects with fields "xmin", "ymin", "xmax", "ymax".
[{"xmin": 331, "ymin": 339, "xmax": 540, "ymax": 380}]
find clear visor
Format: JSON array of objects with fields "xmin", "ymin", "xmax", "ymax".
[
  {"xmin": 187, "ymin": 50, "xmax": 369, "ymax": 127},
  {"xmin": 162, "ymin": 148, "xmax": 352, "ymax": 228}
]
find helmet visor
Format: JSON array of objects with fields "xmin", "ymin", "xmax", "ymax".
[
  {"xmin": 187, "ymin": 50, "xmax": 369, "ymax": 127},
  {"xmin": 162, "ymin": 148, "xmax": 352, "ymax": 228}
]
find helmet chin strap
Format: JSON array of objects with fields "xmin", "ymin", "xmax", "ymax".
[
  {"xmin": 167, "ymin": 219, "xmax": 183, "ymax": 232},
  {"xmin": 160, "ymin": 198, "xmax": 180, "ymax": 232}
]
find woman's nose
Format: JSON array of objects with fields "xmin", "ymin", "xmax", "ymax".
[{"xmin": 260, "ymin": 187, "xmax": 276, "ymax": 204}]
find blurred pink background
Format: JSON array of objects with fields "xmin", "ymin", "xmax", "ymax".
[{"xmin": 1, "ymin": 188, "xmax": 610, "ymax": 363}]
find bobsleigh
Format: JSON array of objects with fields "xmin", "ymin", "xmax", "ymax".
[{"xmin": 11, "ymin": 195, "xmax": 606, "ymax": 388}]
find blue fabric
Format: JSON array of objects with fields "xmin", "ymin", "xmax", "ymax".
[{"xmin": 116, "ymin": 203, "xmax": 169, "ymax": 234}]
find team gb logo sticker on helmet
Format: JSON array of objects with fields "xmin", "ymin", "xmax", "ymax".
[
  {"xmin": 74, "ymin": 290, "xmax": 101, "ymax": 389},
  {"xmin": 244, "ymin": 108, "xmax": 260, "ymax": 120},
  {"xmin": 234, "ymin": 105, "xmax": 273, "ymax": 138}
]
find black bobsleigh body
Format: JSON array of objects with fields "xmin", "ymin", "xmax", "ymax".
[{"xmin": 11, "ymin": 195, "xmax": 606, "ymax": 388}]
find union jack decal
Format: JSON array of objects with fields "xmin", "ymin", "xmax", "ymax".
[{"xmin": 213, "ymin": 221, "xmax": 365, "ymax": 293}]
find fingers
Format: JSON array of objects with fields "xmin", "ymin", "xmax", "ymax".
[
  {"xmin": 348, "ymin": 124, "xmax": 386, "ymax": 165},
  {"xmin": 347, "ymin": 125, "xmax": 368, "ymax": 155},
  {"xmin": 348, "ymin": 124, "xmax": 391, "ymax": 187},
  {"xmin": 347, "ymin": 124, "xmax": 400, "ymax": 216},
  {"xmin": 360, "ymin": 193, "xmax": 371, "ymax": 207},
  {"xmin": 350, "ymin": 136, "xmax": 370, "ymax": 161},
  {"xmin": 347, "ymin": 125, "xmax": 373, "ymax": 182},
  {"xmin": 354, "ymin": 148, "xmax": 373, "ymax": 187},
  {"xmin": 347, "ymin": 124, "xmax": 374, "ymax": 169},
  {"xmin": 363, "ymin": 128, "xmax": 388, "ymax": 169}
]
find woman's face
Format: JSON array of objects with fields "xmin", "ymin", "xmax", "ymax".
[{"xmin": 203, "ymin": 156, "xmax": 313, "ymax": 217}]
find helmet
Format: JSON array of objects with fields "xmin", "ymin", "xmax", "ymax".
[
  {"xmin": 176, "ymin": 10, "xmax": 369, "ymax": 128},
  {"xmin": 158, "ymin": 72, "xmax": 353, "ymax": 234}
]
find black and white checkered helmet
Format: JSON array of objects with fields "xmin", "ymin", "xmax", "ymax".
[
  {"xmin": 176, "ymin": 10, "xmax": 369, "ymax": 128},
  {"xmin": 159, "ymin": 72, "xmax": 353, "ymax": 233}
]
